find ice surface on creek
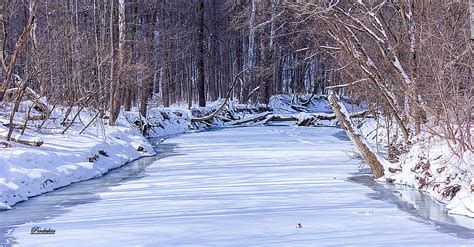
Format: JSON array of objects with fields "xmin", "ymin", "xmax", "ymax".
[{"xmin": 1, "ymin": 125, "xmax": 473, "ymax": 246}]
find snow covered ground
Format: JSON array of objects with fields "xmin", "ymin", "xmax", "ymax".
[
  {"xmin": 1, "ymin": 93, "xmax": 472, "ymax": 247},
  {"xmin": 1, "ymin": 125, "xmax": 473, "ymax": 246},
  {"xmin": 0, "ymin": 99, "xmax": 262, "ymax": 210},
  {"xmin": 0, "ymin": 112, "xmax": 155, "ymax": 210},
  {"xmin": 358, "ymin": 118, "xmax": 474, "ymax": 218}
]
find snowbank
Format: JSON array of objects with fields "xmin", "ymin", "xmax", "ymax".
[
  {"xmin": 0, "ymin": 100, "xmax": 268, "ymax": 209},
  {"xmin": 358, "ymin": 118, "xmax": 474, "ymax": 217},
  {"xmin": 268, "ymin": 95, "xmax": 474, "ymax": 218},
  {"xmin": 0, "ymin": 110, "xmax": 155, "ymax": 209},
  {"xmin": 3, "ymin": 94, "xmax": 470, "ymax": 219},
  {"xmin": 390, "ymin": 135, "xmax": 473, "ymax": 217},
  {"xmin": 125, "ymin": 108, "xmax": 192, "ymax": 138},
  {"xmin": 123, "ymin": 102, "xmax": 234, "ymax": 138}
]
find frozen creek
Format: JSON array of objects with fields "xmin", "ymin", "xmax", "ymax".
[{"xmin": 1, "ymin": 125, "xmax": 473, "ymax": 246}]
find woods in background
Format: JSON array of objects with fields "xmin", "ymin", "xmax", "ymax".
[{"xmin": 0, "ymin": 1, "xmax": 472, "ymax": 151}]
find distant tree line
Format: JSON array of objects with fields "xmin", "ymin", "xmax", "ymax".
[{"xmin": 0, "ymin": 1, "xmax": 471, "ymax": 151}]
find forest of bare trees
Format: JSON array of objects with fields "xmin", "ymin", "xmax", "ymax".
[{"xmin": 0, "ymin": 1, "xmax": 472, "ymax": 152}]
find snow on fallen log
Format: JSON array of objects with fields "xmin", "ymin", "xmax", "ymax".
[
  {"xmin": 295, "ymin": 110, "xmax": 369, "ymax": 127},
  {"xmin": 328, "ymin": 93, "xmax": 385, "ymax": 179},
  {"xmin": 269, "ymin": 114, "xmax": 299, "ymax": 121},
  {"xmin": 231, "ymin": 112, "xmax": 302, "ymax": 126},
  {"xmin": 0, "ymin": 202, "xmax": 11, "ymax": 210},
  {"xmin": 296, "ymin": 112, "xmax": 335, "ymax": 126},
  {"xmin": 261, "ymin": 114, "xmax": 299, "ymax": 125},
  {"xmin": 0, "ymin": 141, "xmax": 11, "ymax": 148},
  {"xmin": 191, "ymin": 70, "xmax": 247, "ymax": 123},
  {"xmin": 12, "ymin": 75, "xmax": 49, "ymax": 116},
  {"xmin": 0, "ymin": 129, "xmax": 44, "ymax": 147},
  {"xmin": 231, "ymin": 109, "xmax": 371, "ymax": 127},
  {"xmin": 230, "ymin": 112, "xmax": 272, "ymax": 125}
]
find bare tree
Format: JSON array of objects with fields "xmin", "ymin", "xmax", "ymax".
[
  {"xmin": 109, "ymin": 0, "xmax": 126, "ymax": 126},
  {"xmin": 197, "ymin": 0, "xmax": 206, "ymax": 107}
]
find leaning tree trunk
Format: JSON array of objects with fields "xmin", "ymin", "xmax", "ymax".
[
  {"xmin": 329, "ymin": 94, "xmax": 385, "ymax": 179},
  {"xmin": 0, "ymin": 0, "xmax": 37, "ymax": 101}
]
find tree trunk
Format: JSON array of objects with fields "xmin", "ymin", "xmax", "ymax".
[
  {"xmin": 140, "ymin": 8, "xmax": 157, "ymax": 118},
  {"xmin": 187, "ymin": 57, "xmax": 193, "ymax": 109},
  {"xmin": 407, "ymin": 1, "xmax": 423, "ymax": 135},
  {"xmin": 108, "ymin": 0, "xmax": 115, "ymax": 112},
  {"xmin": 124, "ymin": 0, "xmax": 138, "ymax": 112},
  {"xmin": 0, "ymin": 2, "xmax": 6, "ymax": 74},
  {"xmin": 0, "ymin": 0, "xmax": 37, "ymax": 102},
  {"xmin": 197, "ymin": 0, "xmax": 206, "ymax": 107},
  {"xmin": 162, "ymin": 68, "xmax": 170, "ymax": 107},
  {"xmin": 329, "ymin": 94, "xmax": 385, "ymax": 179},
  {"xmin": 209, "ymin": 0, "xmax": 219, "ymax": 101},
  {"xmin": 109, "ymin": 0, "xmax": 125, "ymax": 126},
  {"xmin": 243, "ymin": 0, "xmax": 257, "ymax": 103},
  {"xmin": 235, "ymin": 36, "xmax": 243, "ymax": 100},
  {"xmin": 470, "ymin": 0, "xmax": 474, "ymax": 40},
  {"xmin": 263, "ymin": 0, "xmax": 278, "ymax": 104}
]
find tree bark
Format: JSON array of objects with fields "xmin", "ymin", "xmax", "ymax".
[
  {"xmin": 109, "ymin": 0, "xmax": 126, "ymax": 126},
  {"xmin": 470, "ymin": 0, "xmax": 474, "ymax": 40},
  {"xmin": 0, "ymin": 0, "xmax": 37, "ymax": 102},
  {"xmin": 140, "ymin": 7, "xmax": 157, "ymax": 118},
  {"xmin": 108, "ymin": 0, "xmax": 115, "ymax": 113},
  {"xmin": 243, "ymin": 0, "xmax": 257, "ymax": 103},
  {"xmin": 263, "ymin": 0, "xmax": 279, "ymax": 104},
  {"xmin": 329, "ymin": 94, "xmax": 385, "ymax": 179},
  {"xmin": 197, "ymin": 0, "xmax": 206, "ymax": 107}
]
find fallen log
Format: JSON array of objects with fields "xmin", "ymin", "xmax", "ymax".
[
  {"xmin": 232, "ymin": 113, "xmax": 299, "ymax": 126},
  {"xmin": 349, "ymin": 110, "xmax": 370, "ymax": 119},
  {"xmin": 231, "ymin": 112, "xmax": 272, "ymax": 125},
  {"xmin": 232, "ymin": 110, "xmax": 371, "ymax": 127},
  {"xmin": 290, "ymin": 104, "xmax": 309, "ymax": 112},
  {"xmin": 13, "ymin": 75, "xmax": 49, "ymax": 116},
  {"xmin": 0, "ymin": 131, "xmax": 44, "ymax": 146},
  {"xmin": 3, "ymin": 76, "xmax": 49, "ymax": 143},
  {"xmin": 233, "ymin": 104, "xmax": 271, "ymax": 114},
  {"xmin": 0, "ymin": 141, "xmax": 11, "ymax": 148},
  {"xmin": 261, "ymin": 114, "xmax": 299, "ymax": 125},
  {"xmin": 296, "ymin": 113, "xmax": 336, "ymax": 126},
  {"xmin": 297, "ymin": 117, "xmax": 316, "ymax": 127},
  {"xmin": 299, "ymin": 93, "xmax": 316, "ymax": 106},
  {"xmin": 191, "ymin": 69, "xmax": 247, "ymax": 123},
  {"xmin": 296, "ymin": 110, "xmax": 369, "ymax": 127},
  {"xmin": 328, "ymin": 93, "xmax": 384, "ymax": 179}
]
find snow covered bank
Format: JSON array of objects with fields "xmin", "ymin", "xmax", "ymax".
[
  {"xmin": 5, "ymin": 125, "xmax": 472, "ymax": 246},
  {"xmin": 0, "ymin": 109, "xmax": 155, "ymax": 210},
  {"xmin": 389, "ymin": 134, "xmax": 473, "ymax": 217},
  {"xmin": 265, "ymin": 94, "xmax": 474, "ymax": 218},
  {"xmin": 358, "ymin": 118, "xmax": 474, "ymax": 217},
  {"xmin": 123, "ymin": 97, "xmax": 474, "ymax": 218},
  {"xmin": 2, "ymin": 94, "xmax": 470, "ymax": 220},
  {"xmin": 0, "ymin": 100, "xmax": 268, "ymax": 210},
  {"xmin": 126, "ymin": 100, "xmax": 271, "ymax": 138}
]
